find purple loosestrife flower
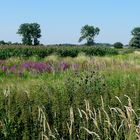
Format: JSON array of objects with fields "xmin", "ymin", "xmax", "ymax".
[
  {"xmin": 32, "ymin": 62, "xmax": 47, "ymax": 72},
  {"xmin": 21, "ymin": 61, "xmax": 53, "ymax": 73},
  {"xmin": 60, "ymin": 61, "xmax": 70, "ymax": 71},
  {"xmin": 10, "ymin": 65, "xmax": 17, "ymax": 73},
  {"xmin": 44, "ymin": 62, "xmax": 53, "ymax": 72},
  {"xmin": 22, "ymin": 61, "xmax": 34, "ymax": 70},
  {"xmin": 21, "ymin": 61, "xmax": 33, "ymax": 71},
  {"xmin": 22, "ymin": 63, "xmax": 30, "ymax": 69},
  {"xmin": 1, "ymin": 66, "xmax": 8, "ymax": 72},
  {"xmin": 36, "ymin": 62, "xmax": 52, "ymax": 73},
  {"xmin": 0, "ymin": 61, "xmax": 54, "ymax": 76}
]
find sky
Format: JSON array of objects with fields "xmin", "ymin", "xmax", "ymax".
[{"xmin": 0, "ymin": 0, "xmax": 140, "ymax": 45}]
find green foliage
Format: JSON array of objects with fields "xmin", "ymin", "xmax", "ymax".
[
  {"xmin": 0, "ymin": 46, "xmax": 118, "ymax": 59},
  {"xmin": 79, "ymin": 25, "xmax": 100, "ymax": 45},
  {"xmin": 131, "ymin": 27, "xmax": 140, "ymax": 36},
  {"xmin": 0, "ymin": 53, "xmax": 140, "ymax": 139},
  {"xmin": 0, "ymin": 41, "xmax": 21, "ymax": 46},
  {"xmin": 114, "ymin": 42, "xmax": 123, "ymax": 49},
  {"xmin": 129, "ymin": 35, "xmax": 140, "ymax": 48},
  {"xmin": 17, "ymin": 23, "xmax": 41, "ymax": 46},
  {"xmin": 0, "ymin": 40, "xmax": 6, "ymax": 45},
  {"xmin": 129, "ymin": 27, "xmax": 140, "ymax": 48},
  {"xmin": 30, "ymin": 23, "xmax": 41, "ymax": 45}
]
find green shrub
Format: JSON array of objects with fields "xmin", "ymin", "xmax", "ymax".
[{"xmin": 114, "ymin": 42, "xmax": 123, "ymax": 49}]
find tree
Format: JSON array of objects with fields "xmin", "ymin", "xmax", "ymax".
[
  {"xmin": 114, "ymin": 42, "xmax": 123, "ymax": 49},
  {"xmin": 79, "ymin": 25, "xmax": 100, "ymax": 45},
  {"xmin": 17, "ymin": 23, "xmax": 32, "ymax": 45},
  {"xmin": 30, "ymin": 23, "xmax": 41, "ymax": 45},
  {"xmin": 0, "ymin": 40, "xmax": 6, "ymax": 45},
  {"xmin": 129, "ymin": 27, "xmax": 140, "ymax": 48},
  {"xmin": 17, "ymin": 23, "xmax": 41, "ymax": 45}
]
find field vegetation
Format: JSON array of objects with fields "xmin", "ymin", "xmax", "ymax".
[
  {"xmin": 0, "ymin": 45, "xmax": 118, "ymax": 59},
  {"xmin": 0, "ymin": 47, "xmax": 140, "ymax": 139},
  {"xmin": 0, "ymin": 1, "xmax": 140, "ymax": 139}
]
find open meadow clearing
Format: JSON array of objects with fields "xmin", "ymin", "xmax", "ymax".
[
  {"xmin": 0, "ymin": 48, "xmax": 140, "ymax": 139},
  {"xmin": 1, "ymin": 0, "xmax": 140, "ymax": 139}
]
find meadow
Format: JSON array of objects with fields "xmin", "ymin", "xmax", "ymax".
[{"xmin": 0, "ymin": 46, "xmax": 140, "ymax": 139}]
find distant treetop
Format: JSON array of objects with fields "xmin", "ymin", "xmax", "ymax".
[
  {"xmin": 129, "ymin": 27, "xmax": 140, "ymax": 48},
  {"xmin": 17, "ymin": 23, "xmax": 41, "ymax": 46},
  {"xmin": 79, "ymin": 25, "xmax": 100, "ymax": 46}
]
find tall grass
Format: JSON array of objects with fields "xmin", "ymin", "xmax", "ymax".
[
  {"xmin": 0, "ymin": 53, "xmax": 140, "ymax": 139},
  {"xmin": 0, "ymin": 90, "xmax": 139, "ymax": 139}
]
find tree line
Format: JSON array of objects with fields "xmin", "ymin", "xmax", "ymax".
[{"xmin": 0, "ymin": 23, "xmax": 140, "ymax": 48}]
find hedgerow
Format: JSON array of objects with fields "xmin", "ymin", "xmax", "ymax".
[{"xmin": 0, "ymin": 45, "xmax": 118, "ymax": 59}]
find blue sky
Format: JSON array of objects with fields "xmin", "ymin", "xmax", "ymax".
[{"xmin": 0, "ymin": 0, "xmax": 140, "ymax": 45}]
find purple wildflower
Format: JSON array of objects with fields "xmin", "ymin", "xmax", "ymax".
[
  {"xmin": 1, "ymin": 66, "xmax": 8, "ymax": 72},
  {"xmin": 60, "ymin": 61, "xmax": 70, "ymax": 71},
  {"xmin": 21, "ymin": 61, "xmax": 52, "ymax": 73},
  {"xmin": 10, "ymin": 65, "xmax": 17, "ymax": 73}
]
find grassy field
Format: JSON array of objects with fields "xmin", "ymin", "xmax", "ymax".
[{"xmin": 1, "ymin": 50, "xmax": 140, "ymax": 139}]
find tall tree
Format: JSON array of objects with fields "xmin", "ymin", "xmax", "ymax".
[
  {"xmin": 17, "ymin": 23, "xmax": 41, "ymax": 45},
  {"xmin": 17, "ymin": 23, "xmax": 32, "ymax": 45},
  {"xmin": 129, "ymin": 27, "xmax": 140, "ymax": 48},
  {"xmin": 30, "ymin": 23, "xmax": 41, "ymax": 45},
  {"xmin": 0, "ymin": 40, "xmax": 6, "ymax": 45},
  {"xmin": 79, "ymin": 25, "xmax": 100, "ymax": 45}
]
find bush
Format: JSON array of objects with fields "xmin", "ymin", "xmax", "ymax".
[{"xmin": 114, "ymin": 42, "xmax": 123, "ymax": 49}]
